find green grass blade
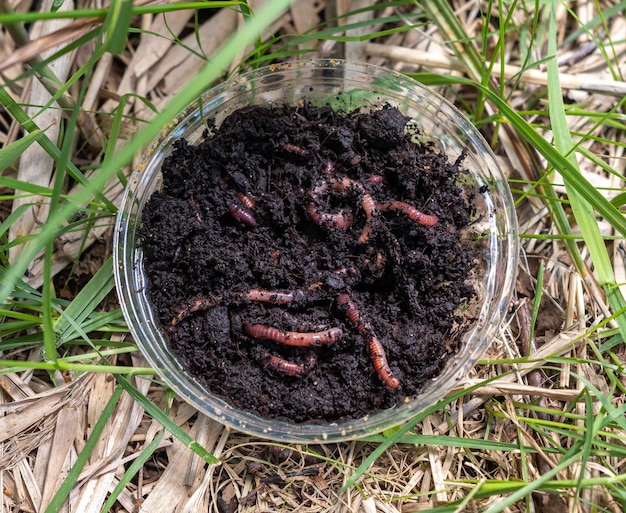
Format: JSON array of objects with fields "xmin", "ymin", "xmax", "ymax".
[
  {"xmin": 419, "ymin": 0, "xmax": 484, "ymax": 81},
  {"xmin": 42, "ymin": 238, "xmax": 57, "ymax": 362},
  {"xmin": 99, "ymin": 428, "xmax": 165, "ymax": 513},
  {"xmin": 0, "ymin": 176, "xmax": 53, "ymax": 196},
  {"xmin": 0, "ymin": 85, "xmax": 114, "ymax": 210},
  {"xmin": 50, "ymin": 0, "xmax": 66, "ymax": 11},
  {"xmin": 530, "ymin": 261, "xmax": 544, "ymax": 343},
  {"xmin": 53, "ymin": 256, "xmax": 116, "ymax": 346},
  {"xmin": 103, "ymin": 0, "xmax": 134, "ymax": 55},
  {"xmin": 115, "ymin": 375, "xmax": 219, "ymax": 464},
  {"xmin": 482, "ymin": 446, "xmax": 582, "ymax": 513},
  {"xmin": 0, "ymin": 129, "xmax": 44, "ymax": 169},
  {"xmin": 0, "ymin": 2, "xmax": 248, "ymax": 23},
  {"xmin": 545, "ymin": 0, "xmax": 626, "ymax": 340},
  {"xmin": 0, "ymin": 360, "xmax": 155, "ymax": 374},
  {"xmin": 43, "ymin": 385, "xmax": 124, "ymax": 513}
]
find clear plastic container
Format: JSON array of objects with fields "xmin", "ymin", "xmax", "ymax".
[{"xmin": 113, "ymin": 59, "xmax": 518, "ymax": 443}]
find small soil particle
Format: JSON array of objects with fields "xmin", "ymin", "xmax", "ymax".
[{"xmin": 139, "ymin": 102, "xmax": 478, "ymax": 424}]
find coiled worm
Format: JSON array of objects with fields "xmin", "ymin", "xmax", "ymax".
[{"xmin": 306, "ymin": 203, "xmax": 354, "ymax": 229}]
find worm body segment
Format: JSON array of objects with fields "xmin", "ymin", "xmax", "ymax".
[
  {"xmin": 306, "ymin": 203, "xmax": 354, "ymax": 229},
  {"xmin": 378, "ymin": 201, "xmax": 438, "ymax": 226},
  {"xmin": 170, "ymin": 288, "xmax": 306, "ymax": 326},
  {"xmin": 245, "ymin": 324, "xmax": 343, "ymax": 347},
  {"xmin": 282, "ymin": 143, "xmax": 307, "ymax": 156},
  {"xmin": 171, "ymin": 296, "xmax": 222, "ymax": 325},
  {"xmin": 262, "ymin": 351, "xmax": 316, "ymax": 377},
  {"xmin": 336, "ymin": 293, "xmax": 400, "ymax": 389},
  {"xmin": 366, "ymin": 334, "xmax": 400, "ymax": 389},
  {"xmin": 367, "ymin": 174, "xmax": 386, "ymax": 183},
  {"xmin": 309, "ymin": 174, "xmax": 380, "ymax": 241},
  {"xmin": 236, "ymin": 192, "xmax": 257, "ymax": 210},
  {"xmin": 241, "ymin": 288, "xmax": 306, "ymax": 305},
  {"xmin": 228, "ymin": 203, "xmax": 257, "ymax": 227}
]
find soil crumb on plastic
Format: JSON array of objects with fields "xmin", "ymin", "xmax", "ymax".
[{"xmin": 140, "ymin": 103, "xmax": 478, "ymax": 424}]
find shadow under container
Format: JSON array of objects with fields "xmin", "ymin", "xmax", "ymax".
[{"xmin": 113, "ymin": 59, "xmax": 518, "ymax": 443}]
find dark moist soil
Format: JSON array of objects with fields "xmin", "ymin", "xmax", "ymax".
[{"xmin": 139, "ymin": 102, "xmax": 478, "ymax": 424}]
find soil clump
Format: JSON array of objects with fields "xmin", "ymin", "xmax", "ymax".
[{"xmin": 140, "ymin": 102, "xmax": 477, "ymax": 423}]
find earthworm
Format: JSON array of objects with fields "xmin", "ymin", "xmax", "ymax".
[
  {"xmin": 228, "ymin": 203, "xmax": 257, "ymax": 227},
  {"xmin": 262, "ymin": 351, "xmax": 316, "ymax": 377},
  {"xmin": 244, "ymin": 324, "xmax": 343, "ymax": 347},
  {"xmin": 171, "ymin": 288, "xmax": 307, "ymax": 326},
  {"xmin": 171, "ymin": 296, "xmax": 222, "ymax": 325},
  {"xmin": 367, "ymin": 174, "xmax": 386, "ymax": 183},
  {"xmin": 309, "ymin": 175, "xmax": 380, "ymax": 241},
  {"xmin": 311, "ymin": 176, "xmax": 364, "ymax": 197},
  {"xmin": 336, "ymin": 293, "xmax": 400, "ymax": 389},
  {"xmin": 306, "ymin": 202, "xmax": 354, "ymax": 229},
  {"xmin": 322, "ymin": 178, "xmax": 378, "ymax": 242},
  {"xmin": 360, "ymin": 193, "xmax": 378, "ymax": 218},
  {"xmin": 336, "ymin": 294, "xmax": 363, "ymax": 332},
  {"xmin": 236, "ymin": 191, "xmax": 256, "ymax": 210},
  {"xmin": 282, "ymin": 142, "xmax": 307, "ymax": 156},
  {"xmin": 332, "ymin": 176, "xmax": 365, "ymax": 194},
  {"xmin": 310, "ymin": 180, "xmax": 331, "ymax": 197},
  {"xmin": 357, "ymin": 193, "xmax": 378, "ymax": 244},
  {"xmin": 378, "ymin": 201, "xmax": 438, "ymax": 226},
  {"xmin": 240, "ymin": 288, "xmax": 306, "ymax": 305},
  {"xmin": 366, "ymin": 333, "xmax": 400, "ymax": 389}
]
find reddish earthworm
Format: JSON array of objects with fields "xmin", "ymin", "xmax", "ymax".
[
  {"xmin": 240, "ymin": 288, "xmax": 306, "ymax": 305},
  {"xmin": 309, "ymin": 175, "xmax": 380, "ymax": 241},
  {"xmin": 366, "ymin": 333, "xmax": 400, "ymax": 389},
  {"xmin": 311, "ymin": 176, "xmax": 365, "ymax": 197},
  {"xmin": 262, "ymin": 351, "xmax": 316, "ymax": 377},
  {"xmin": 336, "ymin": 293, "xmax": 400, "ymax": 389},
  {"xmin": 171, "ymin": 296, "xmax": 222, "ymax": 325},
  {"xmin": 171, "ymin": 288, "xmax": 307, "ymax": 326},
  {"xmin": 360, "ymin": 193, "xmax": 378, "ymax": 218},
  {"xmin": 336, "ymin": 294, "xmax": 364, "ymax": 333},
  {"xmin": 357, "ymin": 193, "xmax": 378, "ymax": 244},
  {"xmin": 344, "ymin": 303, "xmax": 360, "ymax": 327},
  {"xmin": 244, "ymin": 323, "xmax": 343, "ymax": 347},
  {"xmin": 236, "ymin": 191, "xmax": 256, "ymax": 210},
  {"xmin": 306, "ymin": 202, "xmax": 354, "ymax": 229},
  {"xmin": 282, "ymin": 142, "xmax": 307, "ymax": 156},
  {"xmin": 367, "ymin": 174, "xmax": 386, "ymax": 183},
  {"xmin": 378, "ymin": 201, "xmax": 438, "ymax": 226},
  {"xmin": 321, "ymin": 177, "xmax": 378, "ymax": 242},
  {"xmin": 332, "ymin": 176, "xmax": 365, "ymax": 194},
  {"xmin": 228, "ymin": 203, "xmax": 257, "ymax": 227}
]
